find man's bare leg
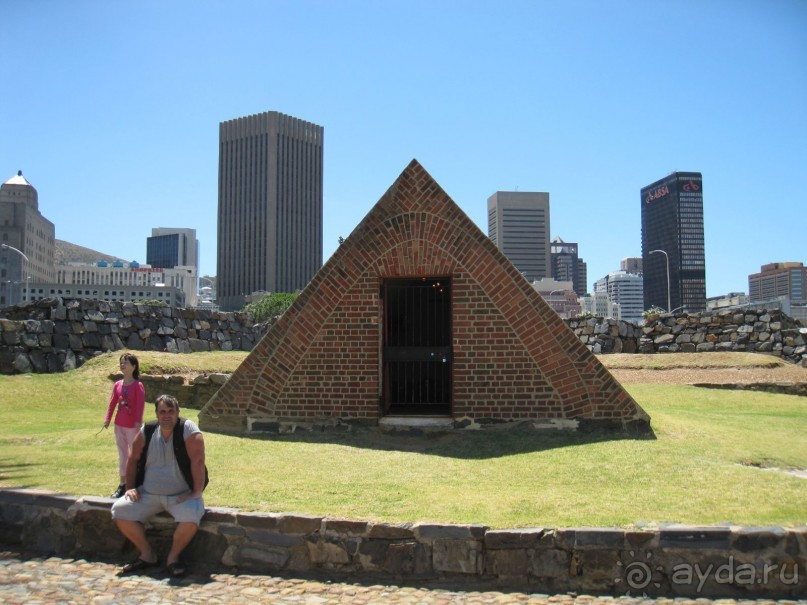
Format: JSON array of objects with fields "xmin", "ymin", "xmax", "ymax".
[
  {"xmin": 114, "ymin": 519, "xmax": 157, "ymax": 563},
  {"xmin": 166, "ymin": 522, "xmax": 198, "ymax": 566}
]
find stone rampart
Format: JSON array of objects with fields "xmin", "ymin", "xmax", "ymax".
[
  {"xmin": 563, "ymin": 317, "xmax": 642, "ymax": 354},
  {"xmin": 1, "ymin": 488, "xmax": 804, "ymax": 598},
  {"xmin": 639, "ymin": 308, "xmax": 806, "ymax": 366},
  {"xmin": 0, "ymin": 298, "xmax": 266, "ymax": 374},
  {"xmin": 2, "ymin": 299, "xmax": 805, "ymax": 374}
]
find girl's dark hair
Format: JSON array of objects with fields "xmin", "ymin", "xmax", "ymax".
[{"xmin": 120, "ymin": 352, "xmax": 140, "ymax": 380}]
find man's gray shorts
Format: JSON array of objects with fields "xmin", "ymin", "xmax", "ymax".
[{"xmin": 111, "ymin": 491, "xmax": 205, "ymax": 525}]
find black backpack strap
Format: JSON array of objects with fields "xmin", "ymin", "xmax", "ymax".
[
  {"xmin": 173, "ymin": 418, "xmax": 209, "ymax": 492},
  {"xmin": 134, "ymin": 421, "xmax": 158, "ymax": 488}
]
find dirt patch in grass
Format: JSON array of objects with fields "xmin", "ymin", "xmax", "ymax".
[
  {"xmin": 118, "ymin": 350, "xmax": 807, "ymax": 387},
  {"xmin": 599, "ymin": 352, "xmax": 807, "ymax": 385}
]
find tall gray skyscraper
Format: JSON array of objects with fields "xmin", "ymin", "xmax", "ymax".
[
  {"xmin": 217, "ymin": 111, "xmax": 324, "ymax": 311},
  {"xmin": 487, "ymin": 191, "xmax": 550, "ymax": 282}
]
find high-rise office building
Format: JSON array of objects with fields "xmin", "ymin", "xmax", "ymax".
[
  {"xmin": 487, "ymin": 191, "xmax": 550, "ymax": 282},
  {"xmin": 550, "ymin": 237, "xmax": 587, "ymax": 296},
  {"xmin": 0, "ymin": 171, "xmax": 56, "ymax": 305},
  {"xmin": 147, "ymin": 228, "xmax": 198, "ymax": 271},
  {"xmin": 217, "ymin": 111, "xmax": 324, "ymax": 311},
  {"xmin": 748, "ymin": 262, "xmax": 806, "ymax": 303},
  {"xmin": 641, "ymin": 172, "xmax": 706, "ymax": 313},
  {"xmin": 594, "ymin": 270, "xmax": 644, "ymax": 324}
]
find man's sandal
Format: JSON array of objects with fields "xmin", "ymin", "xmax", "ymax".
[
  {"xmin": 120, "ymin": 557, "xmax": 158, "ymax": 574},
  {"xmin": 167, "ymin": 560, "xmax": 186, "ymax": 578}
]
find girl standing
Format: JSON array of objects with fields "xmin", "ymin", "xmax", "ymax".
[{"xmin": 103, "ymin": 352, "xmax": 146, "ymax": 498}]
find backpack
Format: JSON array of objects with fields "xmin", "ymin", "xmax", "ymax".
[{"xmin": 135, "ymin": 418, "xmax": 209, "ymax": 492}]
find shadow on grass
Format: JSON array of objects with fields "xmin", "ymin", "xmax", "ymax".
[
  {"xmin": 231, "ymin": 426, "xmax": 656, "ymax": 460},
  {"xmin": 0, "ymin": 462, "xmax": 37, "ymax": 488}
]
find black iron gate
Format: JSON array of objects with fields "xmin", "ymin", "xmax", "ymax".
[{"xmin": 382, "ymin": 278, "xmax": 452, "ymax": 415}]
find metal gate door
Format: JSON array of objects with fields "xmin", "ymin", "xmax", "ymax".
[{"xmin": 382, "ymin": 278, "xmax": 452, "ymax": 415}]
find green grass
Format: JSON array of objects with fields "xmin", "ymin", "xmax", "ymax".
[{"xmin": 1, "ymin": 352, "xmax": 805, "ymax": 528}]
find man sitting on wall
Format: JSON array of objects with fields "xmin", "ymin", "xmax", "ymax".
[{"xmin": 111, "ymin": 394, "xmax": 207, "ymax": 577}]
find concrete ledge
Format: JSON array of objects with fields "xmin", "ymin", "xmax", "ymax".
[{"xmin": 1, "ymin": 487, "xmax": 804, "ymax": 598}]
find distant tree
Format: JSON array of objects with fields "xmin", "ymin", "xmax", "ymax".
[{"xmin": 244, "ymin": 292, "xmax": 298, "ymax": 323}]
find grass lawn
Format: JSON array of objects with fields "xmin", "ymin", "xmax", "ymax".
[{"xmin": 0, "ymin": 351, "xmax": 805, "ymax": 528}]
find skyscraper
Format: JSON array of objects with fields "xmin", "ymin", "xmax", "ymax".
[
  {"xmin": 147, "ymin": 227, "xmax": 198, "ymax": 271},
  {"xmin": 217, "ymin": 111, "xmax": 324, "ymax": 311},
  {"xmin": 487, "ymin": 191, "xmax": 550, "ymax": 282},
  {"xmin": 641, "ymin": 172, "xmax": 706, "ymax": 313},
  {"xmin": 550, "ymin": 237, "xmax": 587, "ymax": 296}
]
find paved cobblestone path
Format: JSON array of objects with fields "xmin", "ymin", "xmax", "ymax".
[{"xmin": 2, "ymin": 551, "xmax": 806, "ymax": 605}]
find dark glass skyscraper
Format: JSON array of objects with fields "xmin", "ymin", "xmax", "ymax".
[
  {"xmin": 146, "ymin": 228, "xmax": 198, "ymax": 270},
  {"xmin": 641, "ymin": 172, "xmax": 706, "ymax": 313},
  {"xmin": 550, "ymin": 237, "xmax": 587, "ymax": 296},
  {"xmin": 217, "ymin": 111, "xmax": 324, "ymax": 311}
]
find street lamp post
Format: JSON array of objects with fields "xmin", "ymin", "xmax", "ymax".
[
  {"xmin": 545, "ymin": 289, "xmax": 566, "ymax": 316},
  {"xmin": 1, "ymin": 280, "xmax": 23, "ymax": 304},
  {"xmin": 649, "ymin": 249, "xmax": 670, "ymax": 312},
  {"xmin": 1, "ymin": 244, "xmax": 30, "ymax": 303}
]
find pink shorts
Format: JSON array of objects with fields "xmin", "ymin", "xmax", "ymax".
[{"xmin": 114, "ymin": 424, "xmax": 140, "ymax": 477}]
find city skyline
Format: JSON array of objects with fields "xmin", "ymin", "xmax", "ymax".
[{"xmin": 2, "ymin": 1, "xmax": 805, "ymax": 297}]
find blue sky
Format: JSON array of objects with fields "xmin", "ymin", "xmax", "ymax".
[{"xmin": 2, "ymin": 0, "xmax": 805, "ymax": 297}]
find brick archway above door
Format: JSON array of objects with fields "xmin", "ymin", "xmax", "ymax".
[{"xmin": 199, "ymin": 160, "xmax": 650, "ymax": 435}]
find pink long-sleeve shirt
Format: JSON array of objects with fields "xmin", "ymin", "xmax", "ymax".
[{"xmin": 104, "ymin": 380, "xmax": 145, "ymax": 428}]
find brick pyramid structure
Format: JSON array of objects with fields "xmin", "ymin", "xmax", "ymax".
[{"xmin": 199, "ymin": 160, "xmax": 649, "ymax": 435}]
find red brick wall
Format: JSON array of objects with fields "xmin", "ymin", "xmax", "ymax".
[{"xmin": 200, "ymin": 160, "xmax": 649, "ymax": 433}]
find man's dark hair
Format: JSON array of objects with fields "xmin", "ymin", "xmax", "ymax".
[{"xmin": 154, "ymin": 394, "xmax": 180, "ymax": 412}]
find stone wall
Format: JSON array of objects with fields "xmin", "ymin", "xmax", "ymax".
[
  {"xmin": 2, "ymin": 299, "xmax": 805, "ymax": 375},
  {"xmin": 137, "ymin": 373, "xmax": 230, "ymax": 409},
  {"xmin": 638, "ymin": 309, "xmax": 806, "ymax": 366},
  {"xmin": 0, "ymin": 298, "xmax": 265, "ymax": 374},
  {"xmin": 563, "ymin": 317, "xmax": 643, "ymax": 354},
  {"xmin": 1, "ymin": 488, "xmax": 804, "ymax": 598}
]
